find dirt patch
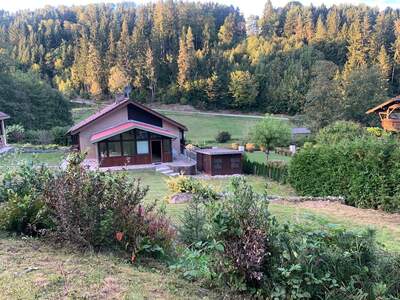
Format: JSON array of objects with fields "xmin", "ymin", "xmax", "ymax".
[{"xmin": 275, "ymin": 200, "xmax": 400, "ymax": 231}]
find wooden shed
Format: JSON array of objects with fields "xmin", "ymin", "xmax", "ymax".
[{"xmin": 195, "ymin": 148, "xmax": 243, "ymax": 176}]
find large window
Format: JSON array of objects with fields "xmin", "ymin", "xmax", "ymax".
[{"xmin": 98, "ymin": 129, "xmax": 153, "ymax": 158}]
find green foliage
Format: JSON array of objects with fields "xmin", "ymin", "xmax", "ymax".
[
  {"xmin": 6, "ymin": 124, "xmax": 25, "ymax": 143},
  {"xmin": 179, "ymin": 195, "xmax": 207, "ymax": 245},
  {"xmin": 0, "ymin": 164, "xmax": 53, "ymax": 235},
  {"xmin": 315, "ymin": 120, "xmax": 365, "ymax": 144},
  {"xmin": 166, "ymin": 175, "xmax": 219, "ymax": 201},
  {"xmin": 0, "ymin": 153, "xmax": 176, "ymax": 259},
  {"xmin": 242, "ymin": 156, "xmax": 288, "ymax": 183},
  {"xmin": 0, "ymin": 71, "xmax": 72, "ymax": 130},
  {"xmin": 289, "ymin": 135, "xmax": 400, "ymax": 212},
  {"xmin": 250, "ymin": 116, "xmax": 291, "ymax": 154},
  {"xmin": 215, "ymin": 131, "xmax": 231, "ymax": 143},
  {"xmin": 228, "ymin": 70, "xmax": 258, "ymax": 108}
]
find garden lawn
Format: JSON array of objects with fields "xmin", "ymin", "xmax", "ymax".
[
  {"xmin": 0, "ymin": 232, "xmax": 221, "ymax": 299},
  {"xmin": 0, "ymin": 151, "xmax": 65, "ymax": 177},
  {"xmin": 246, "ymin": 150, "xmax": 292, "ymax": 163}
]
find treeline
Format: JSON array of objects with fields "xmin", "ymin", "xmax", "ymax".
[
  {"xmin": 0, "ymin": 52, "xmax": 72, "ymax": 130},
  {"xmin": 1, "ymin": 1, "xmax": 400, "ymax": 122}
]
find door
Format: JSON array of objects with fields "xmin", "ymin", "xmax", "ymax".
[{"xmin": 151, "ymin": 140, "xmax": 162, "ymax": 163}]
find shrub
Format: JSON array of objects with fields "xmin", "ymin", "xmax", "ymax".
[
  {"xmin": 315, "ymin": 120, "xmax": 365, "ymax": 144},
  {"xmin": 6, "ymin": 124, "xmax": 25, "ymax": 143},
  {"xmin": 204, "ymin": 177, "xmax": 270, "ymax": 288},
  {"xmin": 243, "ymin": 155, "xmax": 288, "ymax": 183},
  {"xmin": 51, "ymin": 126, "xmax": 69, "ymax": 145},
  {"xmin": 215, "ymin": 131, "xmax": 231, "ymax": 143},
  {"xmin": 42, "ymin": 153, "xmax": 176, "ymax": 256},
  {"xmin": 179, "ymin": 195, "xmax": 207, "ymax": 244},
  {"xmin": 165, "ymin": 175, "xmax": 219, "ymax": 201},
  {"xmin": 36, "ymin": 130, "xmax": 54, "ymax": 145},
  {"xmin": 0, "ymin": 164, "xmax": 53, "ymax": 235},
  {"xmin": 288, "ymin": 136, "xmax": 400, "ymax": 211}
]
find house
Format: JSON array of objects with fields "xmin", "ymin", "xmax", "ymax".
[
  {"xmin": 0, "ymin": 111, "xmax": 9, "ymax": 148},
  {"xmin": 366, "ymin": 96, "xmax": 400, "ymax": 132},
  {"xmin": 67, "ymin": 99, "xmax": 187, "ymax": 168},
  {"xmin": 195, "ymin": 148, "xmax": 243, "ymax": 176}
]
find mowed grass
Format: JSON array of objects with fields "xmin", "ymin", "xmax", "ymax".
[
  {"xmin": 161, "ymin": 111, "xmax": 261, "ymax": 145},
  {"xmin": 246, "ymin": 151, "xmax": 292, "ymax": 163}
]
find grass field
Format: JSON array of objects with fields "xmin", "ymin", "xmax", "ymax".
[{"xmin": 246, "ymin": 150, "xmax": 292, "ymax": 163}]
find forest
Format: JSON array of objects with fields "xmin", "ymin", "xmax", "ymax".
[{"xmin": 1, "ymin": 1, "xmax": 400, "ymax": 128}]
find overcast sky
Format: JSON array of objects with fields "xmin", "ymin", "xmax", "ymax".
[{"xmin": 1, "ymin": 0, "xmax": 400, "ymax": 17}]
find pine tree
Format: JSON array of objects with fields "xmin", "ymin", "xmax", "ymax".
[
  {"xmin": 377, "ymin": 45, "xmax": 391, "ymax": 80},
  {"xmin": 177, "ymin": 27, "xmax": 195, "ymax": 89},
  {"xmin": 392, "ymin": 19, "xmax": 400, "ymax": 83},
  {"xmin": 144, "ymin": 45, "xmax": 157, "ymax": 101},
  {"xmin": 314, "ymin": 16, "xmax": 327, "ymax": 41},
  {"xmin": 343, "ymin": 19, "xmax": 367, "ymax": 78},
  {"xmin": 326, "ymin": 8, "xmax": 339, "ymax": 39},
  {"xmin": 259, "ymin": 0, "xmax": 277, "ymax": 38}
]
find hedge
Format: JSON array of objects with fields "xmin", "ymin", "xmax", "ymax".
[
  {"xmin": 288, "ymin": 137, "xmax": 400, "ymax": 212},
  {"xmin": 243, "ymin": 156, "xmax": 288, "ymax": 183}
]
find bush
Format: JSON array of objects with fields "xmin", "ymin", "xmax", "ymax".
[
  {"xmin": 0, "ymin": 153, "xmax": 176, "ymax": 260},
  {"xmin": 0, "ymin": 164, "xmax": 53, "ymax": 235},
  {"xmin": 315, "ymin": 120, "xmax": 365, "ymax": 144},
  {"xmin": 215, "ymin": 131, "xmax": 231, "ymax": 143},
  {"xmin": 36, "ymin": 130, "xmax": 54, "ymax": 145},
  {"xmin": 243, "ymin": 155, "xmax": 288, "ymax": 183},
  {"xmin": 6, "ymin": 124, "xmax": 25, "ymax": 143},
  {"xmin": 41, "ymin": 153, "xmax": 176, "ymax": 256},
  {"xmin": 289, "ymin": 136, "xmax": 400, "ymax": 212},
  {"xmin": 165, "ymin": 175, "xmax": 219, "ymax": 201},
  {"xmin": 51, "ymin": 126, "xmax": 69, "ymax": 145}
]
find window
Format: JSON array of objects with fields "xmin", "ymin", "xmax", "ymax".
[
  {"xmin": 122, "ymin": 130, "xmax": 135, "ymax": 140},
  {"xmin": 230, "ymin": 157, "xmax": 241, "ymax": 169},
  {"xmin": 136, "ymin": 129, "xmax": 148, "ymax": 140},
  {"xmin": 99, "ymin": 142, "xmax": 107, "ymax": 158},
  {"xmin": 123, "ymin": 141, "xmax": 135, "ymax": 156},
  {"xmin": 213, "ymin": 158, "xmax": 223, "ymax": 170},
  {"xmin": 163, "ymin": 139, "xmax": 171, "ymax": 153},
  {"xmin": 137, "ymin": 140, "xmax": 149, "ymax": 154},
  {"xmin": 108, "ymin": 141, "xmax": 122, "ymax": 157}
]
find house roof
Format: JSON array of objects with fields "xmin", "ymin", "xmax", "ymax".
[
  {"xmin": 291, "ymin": 127, "xmax": 311, "ymax": 135},
  {"xmin": 68, "ymin": 99, "xmax": 187, "ymax": 134},
  {"xmin": 195, "ymin": 148, "xmax": 243, "ymax": 155},
  {"xmin": 0, "ymin": 111, "xmax": 10, "ymax": 120},
  {"xmin": 366, "ymin": 96, "xmax": 400, "ymax": 114},
  {"xmin": 90, "ymin": 121, "xmax": 178, "ymax": 143}
]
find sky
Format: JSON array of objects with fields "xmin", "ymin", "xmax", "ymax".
[{"xmin": 1, "ymin": 0, "xmax": 400, "ymax": 17}]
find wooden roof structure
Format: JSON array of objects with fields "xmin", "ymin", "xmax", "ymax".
[
  {"xmin": 366, "ymin": 96, "xmax": 400, "ymax": 132},
  {"xmin": 0, "ymin": 111, "xmax": 10, "ymax": 120}
]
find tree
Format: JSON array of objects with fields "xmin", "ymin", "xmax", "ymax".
[
  {"xmin": 108, "ymin": 65, "xmax": 130, "ymax": 94},
  {"xmin": 340, "ymin": 66, "xmax": 387, "ymax": 125},
  {"xmin": 177, "ymin": 27, "xmax": 195, "ymax": 89},
  {"xmin": 314, "ymin": 16, "xmax": 327, "ymax": 41},
  {"xmin": 343, "ymin": 19, "xmax": 367, "ymax": 78},
  {"xmin": 304, "ymin": 60, "xmax": 342, "ymax": 130},
  {"xmin": 144, "ymin": 45, "xmax": 157, "ymax": 101},
  {"xmin": 250, "ymin": 116, "xmax": 291, "ymax": 159},
  {"xmin": 228, "ymin": 70, "xmax": 258, "ymax": 108},
  {"xmin": 259, "ymin": 0, "xmax": 277, "ymax": 38},
  {"xmin": 377, "ymin": 45, "xmax": 391, "ymax": 81}
]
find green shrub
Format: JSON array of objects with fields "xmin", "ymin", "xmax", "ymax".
[
  {"xmin": 215, "ymin": 131, "xmax": 231, "ymax": 143},
  {"xmin": 166, "ymin": 175, "xmax": 219, "ymax": 201},
  {"xmin": 288, "ymin": 136, "xmax": 400, "ymax": 211},
  {"xmin": 243, "ymin": 155, "xmax": 288, "ymax": 183},
  {"xmin": 0, "ymin": 164, "xmax": 53, "ymax": 234},
  {"xmin": 179, "ymin": 195, "xmax": 207, "ymax": 245},
  {"xmin": 315, "ymin": 120, "xmax": 365, "ymax": 144},
  {"xmin": 36, "ymin": 130, "xmax": 54, "ymax": 145},
  {"xmin": 6, "ymin": 124, "xmax": 25, "ymax": 143},
  {"xmin": 51, "ymin": 126, "xmax": 69, "ymax": 145}
]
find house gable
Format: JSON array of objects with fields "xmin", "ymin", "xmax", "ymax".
[{"xmin": 127, "ymin": 103, "xmax": 162, "ymax": 127}]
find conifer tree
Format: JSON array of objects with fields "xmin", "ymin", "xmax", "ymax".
[
  {"xmin": 377, "ymin": 45, "xmax": 391, "ymax": 80},
  {"xmin": 314, "ymin": 16, "xmax": 327, "ymax": 41}
]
